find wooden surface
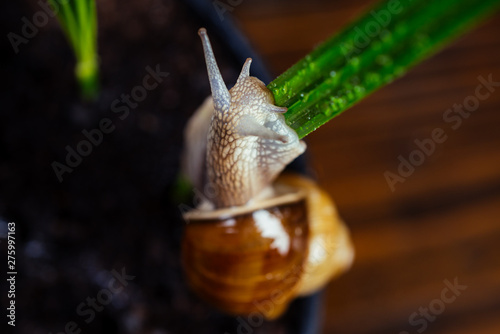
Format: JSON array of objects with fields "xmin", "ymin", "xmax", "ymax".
[{"xmin": 234, "ymin": 1, "xmax": 500, "ymax": 333}]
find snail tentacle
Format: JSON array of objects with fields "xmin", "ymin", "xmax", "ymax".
[
  {"xmin": 235, "ymin": 58, "xmax": 252, "ymax": 84},
  {"xmin": 235, "ymin": 114, "xmax": 289, "ymax": 143},
  {"xmin": 198, "ymin": 28, "xmax": 230, "ymax": 113}
]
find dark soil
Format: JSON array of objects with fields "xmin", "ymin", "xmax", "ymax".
[{"xmin": 1, "ymin": 1, "xmax": 317, "ymax": 333}]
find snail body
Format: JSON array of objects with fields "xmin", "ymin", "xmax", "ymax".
[
  {"xmin": 184, "ymin": 28, "xmax": 306, "ymax": 209},
  {"xmin": 181, "ymin": 28, "xmax": 353, "ymax": 319}
]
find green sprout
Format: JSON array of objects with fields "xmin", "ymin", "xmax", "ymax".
[
  {"xmin": 268, "ymin": 0, "xmax": 500, "ymax": 139},
  {"xmin": 49, "ymin": 0, "xmax": 99, "ymax": 100}
]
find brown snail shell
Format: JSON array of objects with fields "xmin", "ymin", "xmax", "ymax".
[
  {"xmin": 182, "ymin": 173, "xmax": 353, "ymax": 319},
  {"xmin": 280, "ymin": 174, "xmax": 354, "ymax": 297}
]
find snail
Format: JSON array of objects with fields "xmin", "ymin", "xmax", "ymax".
[{"xmin": 180, "ymin": 28, "xmax": 354, "ymax": 319}]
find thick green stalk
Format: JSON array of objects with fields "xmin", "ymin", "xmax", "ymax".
[{"xmin": 268, "ymin": 0, "xmax": 500, "ymax": 139}]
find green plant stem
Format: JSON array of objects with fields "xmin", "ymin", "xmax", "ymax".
[
  {"xmin": 49, "ymin": 0, "xmax": 99, "ymax": 100},
  {"xmin": 268, "ymin": 0, "xmax": 500, "ymax": 139}
]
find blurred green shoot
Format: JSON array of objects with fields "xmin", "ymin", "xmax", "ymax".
[
  {"xmin": 268, "ymin": 0, "xmax": 500, "ymax": 139},
  {"xmin": 49, "ymin": 0, "xmax": 99, "ymax": 100}
]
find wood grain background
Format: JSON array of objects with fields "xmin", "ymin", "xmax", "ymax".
[{"xmin": 233, "ymin": 1, "xmax": 500, "ymax": 333}]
